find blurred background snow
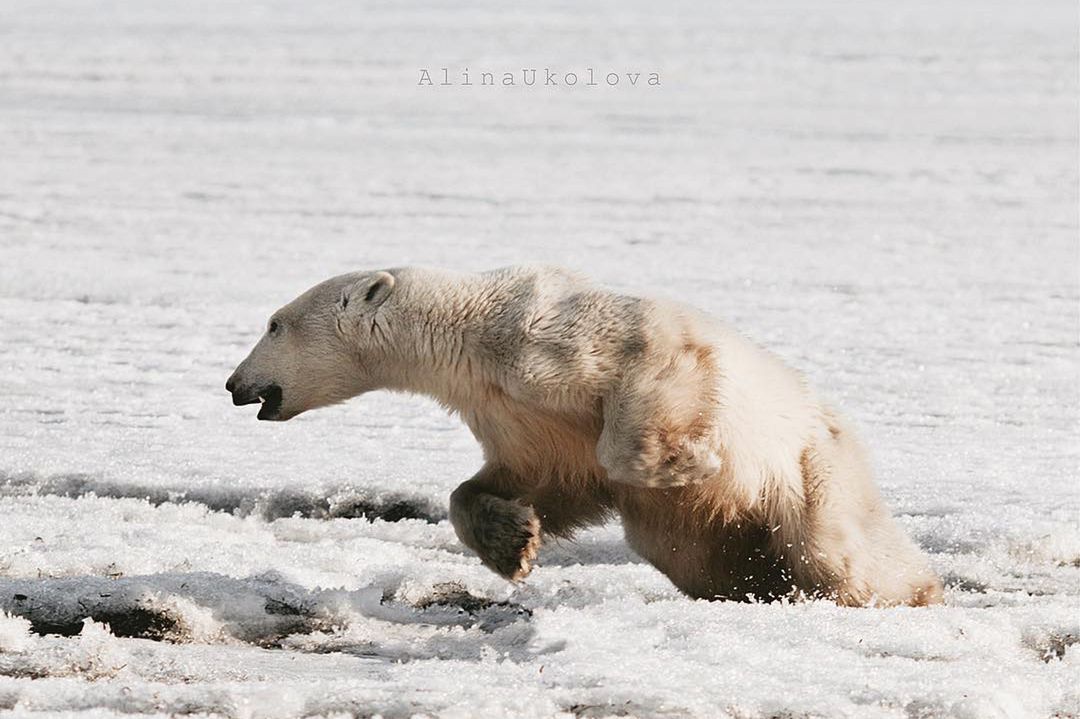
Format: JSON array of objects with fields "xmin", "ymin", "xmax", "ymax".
[{"xmin": 0, "ymin": 0, "xmax": 1076, "ymax": 716}]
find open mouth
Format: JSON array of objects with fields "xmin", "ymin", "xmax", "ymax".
[{"xmin": 256, "ymin": 384, "xmax": 283, "ymax": 420}]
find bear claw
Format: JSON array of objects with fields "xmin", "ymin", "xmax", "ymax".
[{"xmin": 507, "ymin": 513, "xmax": 542, "ymax": 582}]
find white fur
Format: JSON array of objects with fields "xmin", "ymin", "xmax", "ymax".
[{"xmin": 228, "ymin": 265, "xmax": 942, "ymax": 606}]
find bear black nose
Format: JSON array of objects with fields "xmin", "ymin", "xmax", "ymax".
[{"xmin": 225, "ymin": 378, "xmax": 236, "ymax": 393}]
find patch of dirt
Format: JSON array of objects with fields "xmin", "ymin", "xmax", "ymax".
[
  {"xmin": 28, "ymin": 605, "xmax": 180, "ymax": 641},
  {"xmin": 1026, "ymin": 630, "xmax": 1078, "ymax": 663},
  {"xmin": 413, "ymin": 581, "xmax": 532, "ymax": 632}
]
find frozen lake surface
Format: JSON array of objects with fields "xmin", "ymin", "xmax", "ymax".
[{"xmin": 0, "ymin": 0, "xmax": 1077, "ymax": 716}]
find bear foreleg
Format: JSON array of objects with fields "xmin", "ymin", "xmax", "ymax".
[
  {"xmin": 449, "ymin": 464, "xmax": 613, "ymax": 581},
  {"xmin": 450, "ymin": 474, "xmax": 541, "ymax": 581},
  {"xmin": 596, "ymin": 366, "xmax": 723, "ymax": 489}
]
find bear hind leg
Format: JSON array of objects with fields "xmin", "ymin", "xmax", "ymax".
[{"xmin": 784, "ymin": 422, "xmax": 944, "ymax": 607}]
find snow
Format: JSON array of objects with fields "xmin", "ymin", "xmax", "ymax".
[{"xmin": 0, "ymin": 0, "xmax": 1077, "ymax": 716}]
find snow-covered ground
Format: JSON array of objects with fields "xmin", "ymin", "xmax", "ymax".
[{"xmin": 0, "ymin": 0, "xmax": 1077, "ymax": 716}]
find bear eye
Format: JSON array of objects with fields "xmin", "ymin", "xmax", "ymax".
[{"xmin": 268, "ymin": 320, "xmax": 279, "ymax": 334}]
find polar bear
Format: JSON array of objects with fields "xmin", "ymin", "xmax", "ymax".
[{"xmin": 226, "ymin": 266, "xmax": 942, "ymax": 607}]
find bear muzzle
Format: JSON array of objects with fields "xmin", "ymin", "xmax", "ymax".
[{"xmin": 226, "ymin": 377, "xmax": 284, "ymax": 421}]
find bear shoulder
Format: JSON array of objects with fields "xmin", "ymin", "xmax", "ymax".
[{"xmin": 468, "ymin": 267, "xmax": 664, "ymax": 407}]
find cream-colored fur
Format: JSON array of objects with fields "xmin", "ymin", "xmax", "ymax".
[{"xmin": 226, "ymin": 266, "xmax": 943, "ymax": 606}]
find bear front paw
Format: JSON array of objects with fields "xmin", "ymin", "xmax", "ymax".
[{"xmin": 459, "ymin": 496, "xmax": 541, "ymax": 582}]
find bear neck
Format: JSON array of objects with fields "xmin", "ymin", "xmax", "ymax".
[{"xmin": 377, "ymin": 269, "xmax": 513, "ymax": 411}]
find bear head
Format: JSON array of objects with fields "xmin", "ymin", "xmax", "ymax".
[{"xmin": 225, "ymin": 270, "xmax": 397, "ymax": 421}]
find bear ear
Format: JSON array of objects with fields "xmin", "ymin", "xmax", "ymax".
[{"xmin": 343, "ymin": 271, "xmax": 395, "ymax": 311}]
